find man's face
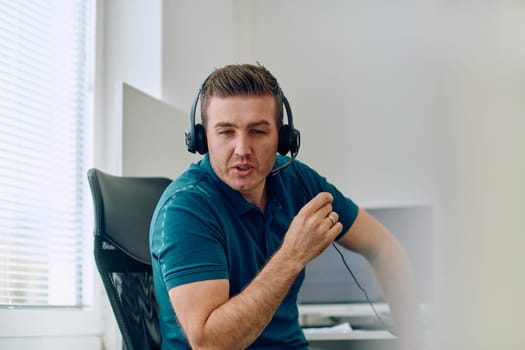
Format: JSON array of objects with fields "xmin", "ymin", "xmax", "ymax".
[{"xmin": 205, "ymin": 94, "xmax": 279, "ymax": 204}]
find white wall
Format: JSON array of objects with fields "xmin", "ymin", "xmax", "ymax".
[
  {"xmin": 0, "ymin": 337, "xmax": 101, "ymax": 350},
  {"xmin": 96, "ymin": 0, "xmax": 163, "ymax": 174},
  {"xmin": 162, "ymin": 0, "xmax": 236, "ymax": 109},
  {"xmin": 234, "ymin": 0, "xmax": 437, "ymax": 207},
  {"xmin": 158, "ymin": 0, "xmax": 436, "ymax": 207},
  {"xmin": 121, "ymin": 83, "xmax": 198, "ymax": 177},
  {"xmin": 99, "ymin": 0, "xmax": 436, "ymax": 207}
]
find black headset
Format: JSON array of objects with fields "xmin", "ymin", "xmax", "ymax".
[{"xmin": 185, "ymin": 76, "xmax": 301, "ymax": 174}]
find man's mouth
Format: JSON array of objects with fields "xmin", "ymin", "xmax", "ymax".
[{"xmin": 233, "ymin": 163, "xmax": 254, "ymax": 175}]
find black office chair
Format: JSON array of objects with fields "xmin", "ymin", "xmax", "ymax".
[{"xmin": 87, "ymin": 168, "xmax": 171, "ymax": 350}]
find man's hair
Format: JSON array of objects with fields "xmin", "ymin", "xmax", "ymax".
[{"xmin": 200, "ymin": 63, "xmax": 284, "ymax": 128}]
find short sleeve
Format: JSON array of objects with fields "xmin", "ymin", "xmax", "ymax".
[{"xmin": 150, "ymin": 189, "xmax": 229, "ymax": 290}]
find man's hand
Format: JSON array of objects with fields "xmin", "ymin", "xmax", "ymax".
[{"xmin": 281, "ymin": 192, "xmax": 343, "ymax": 265}]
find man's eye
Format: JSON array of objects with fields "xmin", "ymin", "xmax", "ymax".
[
  {"xmin": 219, "ymin": 130, "xmax": 234, "ymax": 135},
  {"xmin": 251, "ymin": 129, "xmax": 267, "ymax": 135}
]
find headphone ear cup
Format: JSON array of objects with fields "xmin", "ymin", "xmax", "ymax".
[
  {"xmin": 194, "ymin": 124, "xmax": 208, "ymax": 154},
  {"xmin": 278, "ymin": 125, "xmax": 290, "ymax": 155},
  {"xmin": 185, "ymin": 129, "xmax": 196, "ymax": 153},
  {"xmin": 288, "ymin": 128, "xmax": 300, "ymax": 155}
]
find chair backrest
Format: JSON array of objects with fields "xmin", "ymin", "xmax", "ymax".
[{"xmin": 87, "ymin": 168, "xmax": 171, "ymax": 350}]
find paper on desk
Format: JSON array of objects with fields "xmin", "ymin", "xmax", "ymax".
[{"xmin": 302, "ymin": 322, "xmax": 353, "ymax": 334}]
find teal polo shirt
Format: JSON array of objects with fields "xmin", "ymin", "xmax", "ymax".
[{"xmin": 150, "ymin": 155, "xmax": 359, "ymax": 349}]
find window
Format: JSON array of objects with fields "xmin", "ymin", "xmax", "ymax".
[{"xmin": 0, "ymin": 0, "xmax": 94, "ymax": 308}]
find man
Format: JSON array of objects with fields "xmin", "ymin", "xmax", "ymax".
[{"xmin": 150, "ymin": 63, "xmax": 423, "ymax": 349}]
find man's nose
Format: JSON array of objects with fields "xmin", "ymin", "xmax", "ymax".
[{"xmin": 234, "ymin": 133, "xmax": 252, "ymax": 156}]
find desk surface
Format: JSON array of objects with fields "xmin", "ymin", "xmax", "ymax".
[
  {"xmin": 299, "ymin": 303, "xmax": 390, "ymax": 317},
  {"xmin": 299, "ymin": 303, "xmax": 394, "ymax": 331},
  {"xmin": 306, "ymin": 332, "xmax": 399, "ymax": 350},
  {"xmin": 300, "ymin": 303, "xmax": 433, "ymax": 350},
  {"xmin": 305, "ymin": 330, "xmax": 396, "ymax": 341}
]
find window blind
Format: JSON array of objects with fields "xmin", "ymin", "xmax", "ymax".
[{"xmin": 0, "ymin": 0, "xmax": 93, "ymax": 307}]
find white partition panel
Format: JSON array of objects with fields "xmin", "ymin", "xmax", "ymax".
[{"xmin": 121, "ymin": 82, "xmax": 200, "ymax": 178}]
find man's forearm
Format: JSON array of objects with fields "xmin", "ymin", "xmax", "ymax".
[
  {"xmin": 371, "ymin": 236, "xmax": 424, "ymax": 350},
  {"xmin": 194, "ymin": 249, "xmax": 304, "ymax": 350}
]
